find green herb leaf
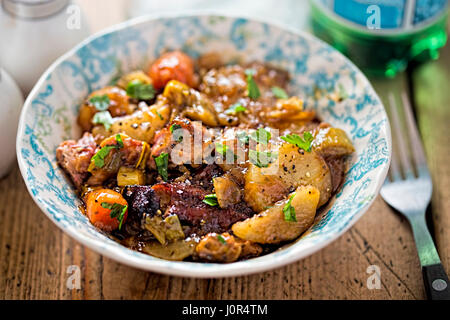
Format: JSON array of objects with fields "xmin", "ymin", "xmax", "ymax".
[
  {"xmin": 126, "ymin": 79, "xmax": 156, "ymax": 100},
  {"xmin": 91, "ymin": 145, "xmax": 116, "ymax": 168},
  {"xmin": 271, "ymin": 86, "xmax": 289, "ymax": 99},
  {"xmin": 249, "ymin": 128, "xmax": 271, "ymax": 145},
  {"xmin": 217, "ymin": 234, "xmax": 226, "ymax": 244},
  {"xmin": 281, "ymin": 132, "xmax": 314, "ymax": 152},
  {"xmin": 245, "ymin": 69, "xmax": 261, "ymax": 99},
  {"xmin": 170, "ymin": 124, "xmax": 182, "ymax": 133},
  {"xmin": 203, "ymin": 194, "xmax": 218, "ymax": 207},
  {"xmin": 91, "ymin": 134, "xmax": 124, "ymax": 168},
  {"xmin": 249, "ymin": 150, "xmax": 277, "ymax": 168},
  {"xmin": 225, "ymin": 103, "xmax": 247, "ymax": 115},
  {"xmin": 283, "ymin": 193, "xmax": 297, "ymax": 222},
  {"xmin": 92, "ymin": 111, "xmax": 113, "ymax": 130},
  {"xmin": 101, "ymin": 202, "xmax": 128, "ymax": 229},
  {"xmin": 115, "ymin": 134, "xmax": 124, "ymax": 148},
  {"xmin": 89, "ymin": 94, "xmax": 110, "ymax": 111},
  {"xmin": 215, "ymin": 143, "xmax": 235, "ymax": 160},
  {"xmin": 154, "ymin": 152, "xmax": 169, "ymax": 181},
  {"xmin": 236, "ymin": 131, "xmax": 249, "ymax": 145},
  {"xmin": 170, "ymin": 124, "xmax": 183, "ymax": 142}
]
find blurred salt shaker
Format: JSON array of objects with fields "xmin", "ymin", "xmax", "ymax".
[
  {"xmin": 0, "ymin": 68, "xmax": 24, "ymax": 178},
  {"xmin": 0, "ymin": 0, "xmax": 90, "ymax": 95}
]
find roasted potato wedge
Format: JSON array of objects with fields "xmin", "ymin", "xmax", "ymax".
[
  {"xmin": 92, "ymin": 99, "xmax": 171, "ymax": 143},
  {"xmin": 244, "ymin": 143, "xmax": 332, "ymax": 212},
  {"xmin": 244, "ymin": 167, "xmax": 288, "ymax": 213},
  {"xmin": 266, "ymin": 97, "xmax": 309, "ymax": 121},
  {"xmin": 232, "ymin": 185, "xmax": 320, "ymax": 244},
  {"xmin": 312, "ymin": 127, "xmax": 355, "ymax": 157}
]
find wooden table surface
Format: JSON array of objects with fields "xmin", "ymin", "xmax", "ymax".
[{"xmin": 1, "ymin": 1, "xmax": 449, "ymax": 300}]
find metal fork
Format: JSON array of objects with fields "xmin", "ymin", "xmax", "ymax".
[{"xmin": 380, "ymin": 92, "xmax": 450, "ymax": 300}]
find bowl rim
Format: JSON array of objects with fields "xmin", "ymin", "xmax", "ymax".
[{"xmin": 16, "ymin": 10, "xmax": 392, "ymax": 278}]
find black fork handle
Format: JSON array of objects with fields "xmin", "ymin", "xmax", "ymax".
[{"xmin": 423, "ymin": 264, "xmax": 450, "ymax": 300}]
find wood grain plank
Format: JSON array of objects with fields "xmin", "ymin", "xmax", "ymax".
[{"xmin": 0, "ymin": 166, "xmax": 63, "ymax": 299}]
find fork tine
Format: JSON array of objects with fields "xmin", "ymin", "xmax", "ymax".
[
  {"xmin": 400, "ymin": 92, "xmax": 428, "ymax": 175},
  {"xmin": 388, "ymin": 93, "xmax": 414, "ymax": 179},
  {"xmin": 386, "ymin": 93, "xmax": 401, "ymax": 181},
  {"xmin": 388, "ymin": 142, "xmax": 401, "ymax": 181}
]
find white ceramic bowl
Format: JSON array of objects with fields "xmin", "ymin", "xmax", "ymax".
[{"xmin": 16, "ymin": 13, "xmax": 391, "ymax": 278}]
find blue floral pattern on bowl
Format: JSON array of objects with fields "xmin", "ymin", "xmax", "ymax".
[{"xmin": 16, "ymin": 14, "xmax": 391, "ymax": 277}]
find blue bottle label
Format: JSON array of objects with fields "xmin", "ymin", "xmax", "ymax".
[
  {"xmin": 316, "ymin": 0, "xmax": 448, "ymax": 30},
  {"xmin": 414, "ymin": 0, "xmax": 448, "ymax": 24}
]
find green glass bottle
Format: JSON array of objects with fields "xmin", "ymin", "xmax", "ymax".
[{"xmin": 309, "ymin": 0, "xmax": 449, "ymax": 77}]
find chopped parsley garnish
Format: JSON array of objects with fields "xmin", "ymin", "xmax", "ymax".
[
  {"xmin": 92, "ymin": 146, "xmax": 118, "ymax": 168},
  {"xmin": 101, "ymin": 202, "xmax": 128, "ymax": 229},
  {"xmin": 283, "ymin": 193, "xmax": 297, "ymax": 222},
  {"xmin": 126, "ymin": 79, "xmax": 155, "ymax": 100},
  {"xmin": 92, "ymin": 110, "xmax": 113, "ymax": 130},
  {"xmin": 271, "ymin": 86, "xmax": 289, "ymax": 99},
  {"xmin": 89, "ymin": 94, "xmax": 110, "ymax": 111},
  {"xmin": 225, "ymin": 103, "xmax": 247, "ymax": 115},
  {"xmin": 217, "ymin": 234, "xmax": 226, "ymax": 244},
  {"xmin": 115, "ymin": 134, "xmax": 124, "ymax": 148},
  {"xmin": 249, "ymin": 128, "xmax": 271, "ymax": 145},
  {"xmin": 154, "ymin": 152, "xmax": 169, "ymax": 181},
  {"xmin": 249, "ymin": 150, "xmax": 277, "ymax": 168},
  {"xmin": 170, "ymin": 124, "xmax": 183, "ymax": 142},
  {"xmin": 203, "ymin": 194, "xmax": 218, "ymax": 207},
  {"xmin": 236, "ymin": 131, "xmax": 249, "ymax": 145},
  {"xmin": 215, "ymin": 143, "xmax": 235, "ymax": 160},
  {"xmin": 170, "ymin": 124, "xmax": 182, "ymax": 133},
  {"xmin": 281, "ymin": 132, "xmax": 314, "ymax": 152},
  {"xmin": 245, "ymin": 69, "xmax": 261, "ymax": 99},
  {"xmin": 91, "ymin": 134, "xmax": 124, "ymax": 168}
]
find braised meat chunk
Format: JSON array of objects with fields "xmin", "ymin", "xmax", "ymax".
[
  {"xmin": 124, "ymin": 182, "xmax": 254, "ymax": 237},
  {"xmin": 56, "ymin": 132, "xmax": 97, "ymax": 189}
]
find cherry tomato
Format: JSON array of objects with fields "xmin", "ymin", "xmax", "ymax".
[
  {"xmin": 85, "ymin": 188, "xmax": 128, "ymax": 231},
  {"xmin": 149, "ymin": 51, "xmax": 196, "ymax": 90}
]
